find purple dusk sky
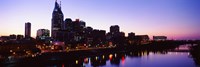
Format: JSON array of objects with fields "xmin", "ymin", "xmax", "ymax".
[{"xmin": 0, "ymin": 0, "xmax": 200, "ymax": 40}]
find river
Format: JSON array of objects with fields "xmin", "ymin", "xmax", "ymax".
[{"xmin": 51, "ymin": 44, "xmax": 198, "ymax": 67}]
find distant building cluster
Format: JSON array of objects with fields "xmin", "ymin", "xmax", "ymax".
[
  {"xmin": 153, "ymin": 36, "xmax": 167, "ymax": 41},
  {"xmin": 0, "ymin": 22, "xmax": 33, "ymax": 43},
  {"xmin": 46, "ymin": 1, "xmax": 163, "ymax": 48},
  {"xmin": 0, "ymin": 34, "xmax": 24, "ymax": 42},
  {"xmin": 36, "ymin": 29, "xmax": 50, "ymax": 43}
]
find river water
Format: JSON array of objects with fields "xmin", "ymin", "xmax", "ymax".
[
  {"xmin": 55, "ymin": 44, "xmax": 198, "ymax": 67},
  {"xmin": 82, "ymin": 52, "xmax": 195, "ymax": 67}
]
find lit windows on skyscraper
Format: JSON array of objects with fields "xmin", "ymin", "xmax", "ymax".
[{"xmin": 51, "ymin": 1, "xmax": 64, "ymax": 40}]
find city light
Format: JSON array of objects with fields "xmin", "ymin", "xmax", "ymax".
[
  {"xmin": 109, "ymin": 54, "xmax": 113, "ymax": 60},
  {"xmin": 76, "ymin": 60, "xmax": 79, "ymax": 64}
]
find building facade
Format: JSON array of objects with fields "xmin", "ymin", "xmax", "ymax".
[
  {"xmin": 25, "ymin": 22, "xmax": 31, "ymax": 38},
  {"xmin": 51, "ymin": 1, "xmax": 64, "ymax": 40},
  {"xmin": 36, "ymin": 29, "xmax": 50, "ymax": 40},
  {"xmin": 110, "ymin": 25, "xmax": 119, "ymax": 34}
]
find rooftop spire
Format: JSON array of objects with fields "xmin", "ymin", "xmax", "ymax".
[
  {"xmin": 60, "ymin": 1, "xmax": 61, "ymax": 8},
  {"xmin": 54, "ymin": 0, "xmax": 60, "ymax": 11}
]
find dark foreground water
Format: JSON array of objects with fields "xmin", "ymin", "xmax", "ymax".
[
  {"xmin": 44, "ymin": 45, "xmax": 198, "ymax": 67},
  {"xmin": 83, "ymin": 52, "xmax": 195, "ymax": 67},
  {"xmin": 39, "ymin": 51, "xmax": 197, "ymax": 67}
]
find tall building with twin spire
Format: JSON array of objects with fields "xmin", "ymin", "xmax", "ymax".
[
  {"xmin": 50, "ymin": 0, "xmax": 88, "ymax": 46},
  {"xmin": 51, "ymin": 0, "xmax": 64, "ymax": 40}
]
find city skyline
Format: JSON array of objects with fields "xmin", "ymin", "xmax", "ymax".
[{"xmin": 0, "ymin": 0, "xmax": 200, "ymax": 40}]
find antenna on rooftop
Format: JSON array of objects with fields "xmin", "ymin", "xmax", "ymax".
[{"xmin": 60, "ymin": 1, "xmax": 61, "ymax": 8}]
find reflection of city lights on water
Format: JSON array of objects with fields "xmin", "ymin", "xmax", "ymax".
[
  {"xmin": 109, "ymin": 54, "xmax": 113, "ymax": 60},
  {"xmin": 121, "ymin": 56, "xmax": 125, "ymax": 65},
  {"xmin": 62, "ymin": 64, "xmax": 65, "ymax": 67},
  {"xmin": 175, "ymin": 52, "xmax": 178, "ymax": 55},
  {"xmin": 138, "ymin": 53, "xmax": 141, "ymax": 56},
  {"xmin": 143, "ymin": 51, "xmax": 147, "ymax": 56},
  {"xmin": 168, "ymin": 52, "xmax": 172, "ymax": 55},
  {"xmin": 149, "ymin": 52, "xmax": 154, "ymax": 55},
  {"xmin": 188, "ymin": 53, "xmax": 190, "ymax": 55},
  {"xmin": 84, "ymin": 58, "xmax": 89, "ymax": 63},
  {"xmin": 180, "ymin": 53, "xmax": 183, "ymax": 55}
]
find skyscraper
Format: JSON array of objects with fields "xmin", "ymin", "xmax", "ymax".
[
  {"xmin": 25, "ymin": 22, "xmax": 31, "ymax": 38},
  {"xmin": 51, "ymin": 0, "xmax": 64, "ymax": 40},
  {"xmin": 110, "ymin": 25, "xmax": 119, "ymax": 34},
  {"xmin": 36, "ymin": 29, "xmax": 50, "ymax": 40}
]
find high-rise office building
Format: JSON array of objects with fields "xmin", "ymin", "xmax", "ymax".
[
  {"xmin": 25, "ymin": 22, "xmax": 31, "ymax": 38},
  {"xmin": 51, "ymin": 0, "xmax": 64, "ymax": 40},
  {"xmin": 110, "ymin": 25, "xmax": 119, "ymax": 34},
  {"xmin": 36, "ymin": 29, "xmax": 50, "ymax": 40},
  {"xmin": 64, "ymin": 18, "xmax": 72, "ymax": 30}
]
